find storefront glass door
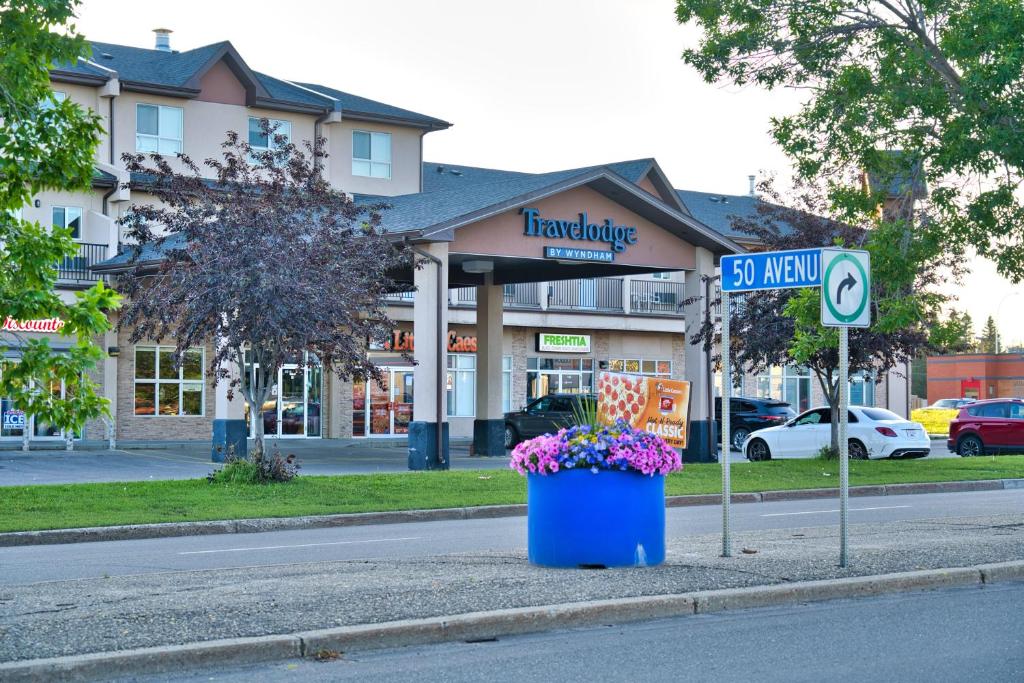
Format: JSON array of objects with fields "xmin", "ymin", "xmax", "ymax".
[
  {"xmin": 355, "ymin": 367, "xmax": 415, "ymax": 437},
  {"xmin": 246, "ymin": 356, "xmax": 322, "ymax": 439}
]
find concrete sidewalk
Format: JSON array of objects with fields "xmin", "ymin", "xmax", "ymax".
[{"xmin": 2, "ymin": 513, "xmax": 1022, "ymax": 667}]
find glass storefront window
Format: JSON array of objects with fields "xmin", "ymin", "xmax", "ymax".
[
  {"xmin": 527, "ymin": 357, "xmax": 594, "ymax": 399},
  {"xmin": 754, "ymin": 365, "xmax": 812, "ymax": 412},
  {"xmin": 608, "ymin": 358, "xmax": 672, "ymax": 378},
  {"xmin": 850, "ymin": 373, "xmax": 875, "ymax": 406},
  {"xmin": 447, "ymin": 353, "xmax": 475, "ymax": 417},
  {"xmin": 502, "ymin": 356, "xmax": 512, "ymax": 413},
  {"xmin": 134, "ymin": 345, "xmax": 205, "ymax": 416}
]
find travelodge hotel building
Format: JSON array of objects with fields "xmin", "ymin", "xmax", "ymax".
[{"xmin": 8, "ymin": 31, "xmax": 907, "ymax": 462}]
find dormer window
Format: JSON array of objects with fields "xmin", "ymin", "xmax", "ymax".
[
  {"xmin": 352, "ymin": 131, "xmax": 391, "ymax": 179},
  {"xmin": 136, "ymin": 103, "xmax": 183, "ymax": 154},
  {"xmin": 248, "ymin": 116, "xmax": 291, "ymax": 153}
]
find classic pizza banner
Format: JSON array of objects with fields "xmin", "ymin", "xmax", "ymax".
[{"xmin": 596, "ymin": 371, "xmax": 691, "ymax": 449}]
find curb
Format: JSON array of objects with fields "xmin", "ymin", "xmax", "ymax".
[
  {"xmin": 2, "ymin": 478, "xmax": 1022, "ymax": 548},
  {"xmin": 3, "ymin": 561, "xmax": 1022, "ymax": 682}
]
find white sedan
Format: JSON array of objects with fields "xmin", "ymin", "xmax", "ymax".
[{"xmin": 742, "ymin": 406, "xmax": 931, "ymax": 461}]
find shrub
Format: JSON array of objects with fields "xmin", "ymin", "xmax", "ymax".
[
  {"xmin": 815, "ymin": 445, "xmax": 839, "ymax": 461},
  {"xmin": 208, "ymin": 444, "xmax": 300, "ymax": 484}
]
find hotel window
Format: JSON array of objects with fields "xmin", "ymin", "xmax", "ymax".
[
  {"xmin": 248, "ymin": 116, "xmax": 291, "ymax": 153},
  {"xmin": 608, "ymin": 359, "xmax": 672, "ymax": 377},
  {"xmin": 136, "ymin": 103, "xmax": 183, "ymax": 154},
  {"xmin": 352, "ymin": 130, "xmax": 391, "ymax": 179},
  {"xmin": 52, "ymin": 206, "xmax": 82, "ymax": 240},
  {"xmin": 40, "ymin": 91, "xmax": 67, "ymax": 110},
  {"xmin": 447, "ymin": 354, "xmax": 475, "ymax": 417},
  {"xmin": 502, "ymin": 356, "xmax": 513, "ymax": 413},
  {"xmin": 134, "ymin": 346, "xmax": 205, "ymax": 416}
]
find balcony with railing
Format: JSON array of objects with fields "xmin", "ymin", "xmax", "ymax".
[
  {"xmin": 57, "ymin": 242, "xmax": 108, "ymax": 286},
  {"xmin": 547, "ymin": 278, "xmax": 623, "ymax": 313},
  {"xmin": 386, "ymin": 277, "xmax": 686, "ymax": 317},
  {"xmin": 629, "ymin": 280, "xmax": 685, "ymax": 316}
]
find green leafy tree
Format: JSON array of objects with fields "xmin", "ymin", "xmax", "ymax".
[
  {"xmin": 979, "ymin": 315, "xmax": 999, "ymax": 353},
  {"xmin": 0, "ymin": 0, "xmax": 120, "ymax": 441},
  {"xmin": 675, "ymin": 1, "xmax": 1024, "ymax": 281},
  {"xmin": 928, "ymin": 309, "xmax": 976, "ymax": 354}
]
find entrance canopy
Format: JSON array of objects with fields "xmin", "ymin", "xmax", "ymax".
[{"xmin": 376, "ymin": 158, "xmax": 743, "ymax": 287}]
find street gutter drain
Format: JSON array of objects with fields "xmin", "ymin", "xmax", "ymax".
[{"xmin": 464, "ymin": 637, "xmax": 498, "ymax": 644}]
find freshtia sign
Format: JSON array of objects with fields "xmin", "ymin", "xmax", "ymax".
[
  {"xmin": 536, "ymin": 332, "xmax": 591, "ymax": 353},
  {"xmin": 521, "ymin": 208, "xmax": 638, "ymax": 254}
]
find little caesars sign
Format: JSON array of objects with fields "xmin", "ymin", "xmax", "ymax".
[{"xmin": 521, "ymin": 207, "xmax": 637, "ymax": 263}]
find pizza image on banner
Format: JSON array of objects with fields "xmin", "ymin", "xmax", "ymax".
[{"xmin": 596, "ymin": 372, "xmax": 691, "ymax": 448}]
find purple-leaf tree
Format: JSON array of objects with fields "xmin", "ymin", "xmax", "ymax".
[{"xmin": 117, "ymin": 121, "xmax": 408, "ymax": 456}]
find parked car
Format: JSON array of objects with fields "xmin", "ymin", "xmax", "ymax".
[
  {"xmin": 504, "ymin": 394, "xmax": 596, "ymax": 448},
  {"xmin": 743, "ymin": 406, "xmax": 930, "ymax": 461},
  {"xmin": 927, "ymin": 398, "xmax": 976, "ymax": 409},
  {"xmin": 947, "ymin": 398, "xmax": 1024, "ymax": 456},
  {"xmin": 714, "ymin": 396, "xmax": 796, "ymax": 451}
]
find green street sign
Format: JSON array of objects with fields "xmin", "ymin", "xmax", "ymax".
[{"xmin": 821, "ymin": 248, "xmax": 871, "ymax": 327}]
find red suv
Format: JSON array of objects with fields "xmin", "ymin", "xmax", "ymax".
[{"xmin": 948, "ymin": 398, "xmax": 1024, "ymax": 456}]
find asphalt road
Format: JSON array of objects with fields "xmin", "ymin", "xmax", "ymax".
[
  {"xmin": 3, "ymin": 488, "xmax": 1021, "ymax": 586},
  {"xmin": 136, "ymin": 581, "xmax": 1024, "ymax": 683}
]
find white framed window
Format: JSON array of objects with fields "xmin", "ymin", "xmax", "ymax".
[
  {"xmin": 136, "ymin": 103, "xmax": 183, "ymax": 154},
  {"xmin": 52, "ymin": 206, "xmax": 82, "ymax": 240},
  {"xmin": 651, "ymin": 272, "xmax": 672, "ymax": 280},
  {"xmin": 248, "ymin": 116, "xmax": 291, "ymax": 153},
  {"xmin": 134, "ymin": 346, "xmax": 205, "ymax": 416},
  {"xmin": 446, "ymin": 353, "xmax": 475, "ymax": 417},
  {"xmin": 850, "ymin": 373, "xmax": 876, "ymax": 406},
  {"xmin": 502, "ymin": 356, "xmax": 513, "ymax": 413},
  {"xmin": 41, "ymin": 91, "xmax": 66, "ymax": 111},
  {"xmin": 352, "ymin": 130, "xmax": 391, "ymax": 179},
  {"xmin": 608, "ymin": 358, "xmax": 672, "ymax": 377}
]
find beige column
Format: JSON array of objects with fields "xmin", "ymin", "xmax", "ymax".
[
  {"xmin": 682, "ymin": 246, "xmax": 716, "ymax": 461},
  {"xmin": 474, "ymin": 273, "xmax": 505, "ymax": 455},
  {"xmin": 103, "ymin": 329, "xmax": 118, "ymax": 447},
  {"xmin": 409, "ymin": 241, "xmax": 449, "ymax": 469}
]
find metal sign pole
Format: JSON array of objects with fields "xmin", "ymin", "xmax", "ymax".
[
  {"xmin": 721, "ymin": 290, "xmax": 732, "ymax": 558},
  {"xmin": 839, "ymin": 325, "xmax": 849, "ymax": 567}
]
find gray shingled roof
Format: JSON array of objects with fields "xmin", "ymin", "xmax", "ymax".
[
  {"xmin": 675, "ymin": 189, "xmax": 793, "ymax": 240},
  {"xmin": 294, "ymin": 82, "xmax": 450, "ymax": 129},
  {"xmin": 365, "ymin": 159, "xmax": 656, "ymax": 235},
  {"xmin": 95, "ymin": 158, "xmax": 740, "ymax": 270},
  {"xmin": 53, "ymin": 40, "xmax": 446, "ymax": 127},
  {"xmin": 421, "ymin": 159, "xmax": 651, "ymax": 194}
]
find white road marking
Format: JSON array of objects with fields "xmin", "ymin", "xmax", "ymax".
[
  {"xmin": 761, "ymin": 505, "xmax": 910, "ymax": 518},
  {"xmin": 178, "ymin": 536, "xmax": 422, "ymax": 555}
]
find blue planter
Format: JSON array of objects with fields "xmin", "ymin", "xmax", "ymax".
[{"xmin": 527, "ymin": 468, "xmax": 666, "ymax": 568}]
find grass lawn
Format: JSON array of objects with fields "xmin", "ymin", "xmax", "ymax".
[{"xmin": 3, "ymin": 456, "xmax": 1024, "ymax": 533}]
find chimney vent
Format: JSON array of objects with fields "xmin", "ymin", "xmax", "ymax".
[
  {"xmin": 748, "ymin": 174, "xmax": 756, "ymax": 197},
  {"xmin": 153, "ymin": 28, "xmax": 173, "ymax": 52}
]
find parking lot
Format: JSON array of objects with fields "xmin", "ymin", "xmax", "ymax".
[{"xmin": 0, "ymin": 438, "xmax": 956, "ymax": 487}]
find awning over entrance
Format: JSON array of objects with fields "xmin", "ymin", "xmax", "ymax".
[{"xmin": 376, "ymin": 158, "xmax": 743, "ymax": 288}]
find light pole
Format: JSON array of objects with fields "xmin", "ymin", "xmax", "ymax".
[{"xmin": 994, "ymin": 292, "xmax": 1022, "ymax": 354}]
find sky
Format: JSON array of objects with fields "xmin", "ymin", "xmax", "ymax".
[{"xmin": 72, "ymin": 0, "xmax": 1023, "ymax": 347}]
